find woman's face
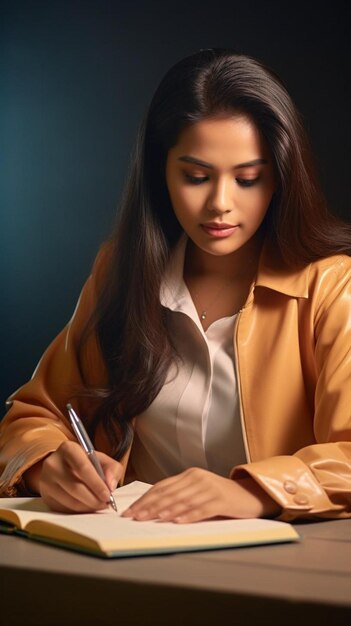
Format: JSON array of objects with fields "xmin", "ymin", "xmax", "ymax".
[{"xmin": 165, "ymin": 115, "xmax": 276, "ymax": 257}]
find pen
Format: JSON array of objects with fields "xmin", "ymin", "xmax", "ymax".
[{"xmin": 66, "ymin": 403, "xmax": 118, "ymax": 513}]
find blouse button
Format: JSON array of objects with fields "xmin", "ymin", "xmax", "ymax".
[
  {"xmin": 283, "ymin": 480, "xmax": 297, "ymax": 494},
  {"xmin": 293, "ymin": 494, "xmax": 309, "ymax": 506}
]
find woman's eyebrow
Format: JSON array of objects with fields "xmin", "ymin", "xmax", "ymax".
[
  {"xmin": 178, "ymin": 156, "xmax": 213, "ymax": 168},
  {"xmin": 234, "ymin": 158, "xmax": 268, "ymax": 169},
  {"xmin": 177, "ymin": 156, "xmax": 268, "ymax": 169}
]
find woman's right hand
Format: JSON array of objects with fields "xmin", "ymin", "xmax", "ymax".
[{"xmin": 24, "ymin": 440, "xmax": 123, "ymax": 513}]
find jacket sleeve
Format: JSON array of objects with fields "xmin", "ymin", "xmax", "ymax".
[
  {"xmin": 0, "ymin": 244, "xmax": 111, "ymax": 496},
  {"xmin": 231, "ymin": 256, "xmax": 351, "ymax": 522}
]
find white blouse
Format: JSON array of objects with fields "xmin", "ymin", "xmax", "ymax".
[{"xmin": 130, "ymin": 237, "xmax": 247, "ymax": 484}]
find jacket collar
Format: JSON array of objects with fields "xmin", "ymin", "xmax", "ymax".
[{"xmin": 255, "ymin": 238, "xmax": 311, "ymax": 298}]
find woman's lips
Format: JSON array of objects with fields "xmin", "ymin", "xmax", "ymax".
[{"xmin": 201, "ymin": 223, "xmax": 239, "ymax": 238}]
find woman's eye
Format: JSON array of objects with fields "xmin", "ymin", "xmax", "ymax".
[
  {"xmin": 184, "ymin": 174, "xmax": 208, "ymax": 185},
  {"xmin": 236, "ymin": 177, "xmax": 260, "ymax": 188}
]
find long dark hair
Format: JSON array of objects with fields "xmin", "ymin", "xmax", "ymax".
[{"xmin": 80, "ymin": 49, "xmax": 351, "ymax": 458}]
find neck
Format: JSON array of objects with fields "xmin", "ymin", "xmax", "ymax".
[{"xmin": 184, "ymin": 231, "xmax": 264, "ymax": 281}]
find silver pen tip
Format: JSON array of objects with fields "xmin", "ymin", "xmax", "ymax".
[{"xmin": 109, "ymin": 494, "xmax": 118, "ymax": 513}]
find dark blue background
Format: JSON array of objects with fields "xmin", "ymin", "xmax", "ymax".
[{"xmin": 1, "ymin": 0, "xmax": 350, "ymax": 405}]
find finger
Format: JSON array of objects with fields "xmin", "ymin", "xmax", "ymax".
[
  {"xmin": 158, "ymin": 489, "xmax": 218, "ymax": 521},
  {"xmin": 41, "ymin": 482, "xmax": 109, "ymax": 513},
  {"xmin": 130, "ymin": 468, "xmax": 199, "ymax": 507},
  {"xmin": 168, "ymin": 485, "xmax": 224, "ymax": 522},
  {"xmin": 60, "ymin": 478, "xmax": 112, "ymax": 511},
  {"xmin": 59, "ymin": 443, "xmax": 112, "ymax": 502},
  {"xmin": 124, "ymin": 470, "xmax": 212, "ymax": 520},
  {"xmin": 97, "ymin": 453, "xmax": 123, "ymax": 491},
  {"xmin": 127, "ymin": 490, "xmax": 217, "ymax": 523},
  {"xmin": 122, "ymin": 472, "xmax": 192, "ymax": 518},
  {"xmin": 41, "ymin": 443, "xmax": 112, "ymax": 509},
  {"xmin": 40, "ymin": 468, "xmax": 112, "ymax": 512},
  {"xmin": 172, "ymin": 501, "xmax": 219, "ymax": 523}
]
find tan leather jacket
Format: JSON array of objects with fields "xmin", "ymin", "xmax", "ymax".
[{"xmin": 1, "ymin": 242, "xmax": 351, "ymax": 522}]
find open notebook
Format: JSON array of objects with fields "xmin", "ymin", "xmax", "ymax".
[{"xmin": 0, "ymin": 480, "xmax": 299, "ymax": 558}]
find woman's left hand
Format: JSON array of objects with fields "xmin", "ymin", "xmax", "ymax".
[{"xmin": 121, "ymin": 467, "xmax": 280, "ymax": 523}]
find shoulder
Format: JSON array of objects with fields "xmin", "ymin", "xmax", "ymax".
[
  {"xmin": 257, "ymin": 244, "xmax": 351, "ymax": 299},
  {"xmin": 308, "ymin": 254, "xmax": 351, "ymax": 286},
  {"xmin": 89, "ymin": 239, "xmax": 115, "ymax": 291},
  {"xmin": 310, "ymin": 253, "xmax": 351, "ymax": 271},
  {"xmin": 91, "ymin": 239, "xmax": 114, "ymax": 272},
  {"xmin": 306, "ymin": 255, "xmax": 351, "ymax": 314}
]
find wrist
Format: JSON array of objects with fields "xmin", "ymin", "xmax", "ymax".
[{"xmin": 235, "ymin": 476, "xmax": 281, "ymax": 518}]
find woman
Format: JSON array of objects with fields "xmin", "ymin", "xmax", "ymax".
[{"xmin": 1, "ymin": 49, "xmax": 351, "ymax": 523}]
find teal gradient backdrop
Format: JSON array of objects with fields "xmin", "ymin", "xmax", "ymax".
[{"xmin": 1, "ymin": 0, "xmax": 350, "ymax": 406}]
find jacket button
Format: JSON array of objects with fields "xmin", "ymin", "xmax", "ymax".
[
  {"xmin": 293, "ymin": 494, "xmax": 309, "ymax": 505},
  {"xmin": 283, "ymin": 480, "xmax": 297, "ymax": 494}
]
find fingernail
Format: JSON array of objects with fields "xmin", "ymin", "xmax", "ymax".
[{"xmin": 158, "ymin": 510, "xmax": 170, "ymax": 519}]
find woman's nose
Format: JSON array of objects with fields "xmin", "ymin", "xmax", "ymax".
[{"xmin": 208, "ymin": 177, "xmax": 233, "ymax": 214}]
